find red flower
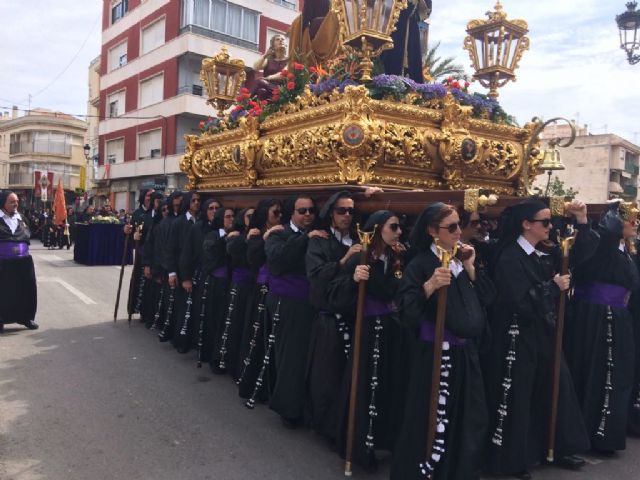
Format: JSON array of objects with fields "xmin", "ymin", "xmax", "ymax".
[
  {"xmin": 294, "ymin": 63, "xmax": 304, "ymax": 71},
  {"xmin": 235, "ymin": 95, "xmax": 243, "ymax": 102},
  {"xmin": 309, "ymin": 66, "xmax": 317, "ymax": 74},
  {"xmin": 464, "ymin": 81, "xmax": 470, "ymax": 88},
  {"xmin": 260, "ymin": 100, "xmax": 268, "ymax": 106},
  {"xmin": 199, "ymin": 121, "xmax": 205, "ymax": 129},
  {"xmin": 287, "ymin": 81, "xmax": 295, "ymax": 90},
  {"xmin": 452, "ymin": 81, "xmax": 461, "ymax": 89},
  {"xmin": 280, "ymin": 68, "xmax": 288, "ymax": 77},
  {"xmin": 287, "ymin": 72, "xmax": 295, "ymax": 80},
  {"xmin": 241, "ymin": 87, "xmax": 249, "ymax": 94}
]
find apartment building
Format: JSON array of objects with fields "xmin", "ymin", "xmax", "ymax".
[{"xmin": 96, "ymin": 0, "xmax": 299, "ymax": 211}]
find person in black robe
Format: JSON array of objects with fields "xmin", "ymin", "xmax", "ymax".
[
  {"xmin": 237, "ymin": 199, "xmax": 283, "ymax": 404},
  {"xmin": 204, "ymin": 206, "xmax": 234, "ymax": 370},
  {"xmin": 565, "ymin": 201, "xmax": 638, "ymax": 452},
  {"xmin": 630, "ymin": 235, "xmax": 640, "ymax": 437},
  {"xmin": 305, "ymin": 191, "xmax": 362, "ymax": 443},
  {"xmin": 391, "ymin": 202, "xmax": 486, "ymax": 480},
  {"xmin": 265, "ymin": 194, "xmax": 326, "ymax": 427},
  {"xmin": 483, "ymin": 198, "xmax": 593, "ymax": 479},
  {"xmin": 142, "ymin": 195, "xmax": 170, "ymax": 329},
  {"xmin": 327, "ymin": 210, "xmax": 406, "ymax": 472},
  {"xmin": 381, "ymin": 0, "xmax": 432, "ymax": 83},
  {"xmin": 126, "ymin": 189, "xmax": 155, "ymax": 321},
  {"xmin": 218, "ymin": 207, "xmax": 256, "ymax": 379},
  {"xmin": 164, "ymin": 191, "xmax": 201, "ymax": 348},
  {"xmin": 151, "ymin": 192, "xmax": 183, "ymax": 335},
  {"xmin": 0, "ymin": 191, "xmax": 38, "ymax": 333}
]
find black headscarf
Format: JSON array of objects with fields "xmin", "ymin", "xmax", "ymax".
[
  {"xmin": 319, "ymin": 190, "xmax": 352, "ymax": 229},
  {"xmin": 364, "ymin": 209, "xmax": 394, "ymax": 232},
  {"xmin": 598, "ymin": 201, "xmax": 624, "ymax": 238},
  {"xmin": 138, "ymin": 189, "xmax": 151, "ymax": 209},
  {"xmin": 0, "ymin": 190, "xmax": 15, "ymax": 211},
  {"xmin": 179, "ymin": 191, "xmax": 201, "ymax": 216},
  {"xmin": 168, "ymin": 191, "xmax": 184, "ymax": 217},
  {"xmin": 282, "ymin": 194, "xmax": 316, "ymax": 227},
  {"xmin": 212, "ymin": 207, "xmax": 234, "ymax": 231},
  {"xmin": 249, "ymin": 198, "xmax": 279, "ymax": 231},
  {"xmin": 409, "ymin": 202, "xmax": 447, "ymax": 255},
  {"xmin": 231, "ymin": 208, "xmax": 250, "ymax": 234}
]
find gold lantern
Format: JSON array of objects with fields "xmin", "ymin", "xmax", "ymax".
[
  {"xmin": 200, "ymin": 46, "xmax": 246, "ymax": 116},
  {"xmin": 463, "ymin": 1, "xmax": 529, "ymax": 99},
  {"xmin": 333, "ymin": 0, "xmax": 409, "ymax": 81}
]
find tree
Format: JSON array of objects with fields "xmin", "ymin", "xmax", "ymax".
[
  {"xmin": 534, "ymin": 175, "xmax": 579, "ymax": 198},
  {"xmin": 422, "ymin": 42, "xmax": 469, "ymax": 82}
]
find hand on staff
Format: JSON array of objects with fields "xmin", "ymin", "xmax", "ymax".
[
  {"xmin": 340, "ymin": 244, "xmax": 363, "ymax": 265},
  {"xmin": 566, "ymin": 200, "xmax": 588, "ymax": 224},
  {"xmin": 308, "ymin": 229, "xmax": 329, "ymax": 239},
  {"xmin": 227, "ymin": 231, "xmax": 240, "ymax": 239},
  {"xmin": 123, "ymin": 224, "xmax": 133, "ymax": 235},
  {"xmin": 182, "ymin": 279, "xmax": 193, "ymax": 293},
  {"xmin": 459, "ymin": 243, "xmax": 477, "ymax": 280},
  {"xmin": 133, "ymin": 231, "xmax": 142, "ymax": 241},
  {"xmin": 353, "ymin": 264, "xmax": 370, "ymax": 283},
  {"xmin": 247, "ymin": 228, "xmax": 261, "ymax": 238},
  {"xmin": 553, "ymin": 273, "xmax": 571, "ymax": 292},
  {"xmin": 144, "ymin": 266, "xmax": 152, "ymax": 279},
  {"xmin": 263, "ymin": 224, "xmax": 284, "ymax": 240},
  {"xmin": 423, "ymin": 267, "xmax": 452, "ymax": 298},
  {"xmin": 391, "ymin": 242, "xmax": 406, "ymax": 254}
]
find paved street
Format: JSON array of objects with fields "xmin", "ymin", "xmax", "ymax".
[{"xmin": 2, "ymin": 242, "xmax": 640, "ymax": 480}]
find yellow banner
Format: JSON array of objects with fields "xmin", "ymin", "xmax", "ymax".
[{"xmin": 80, "ymin": 166, "xmax": 86, "ymax": 191}]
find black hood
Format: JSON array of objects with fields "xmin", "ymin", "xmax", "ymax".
[
  {"xmin": 138, "ymin": 189, "xmax": 151, "ymax": 209},
  {"xmin": 248, "ymin": 198, "xmax": 279, "ymax": 231},
  {"xmin": 598, "ymin": 201, "xmax": 624, "ymax": 239}
]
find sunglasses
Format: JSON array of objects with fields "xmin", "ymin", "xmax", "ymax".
[
  {"xmin": 334, "ymin": 207, "xmax": 355, "ymax": 215},
  {"xmin": 207, "ymin": 206, "xmax": 217, "ymax": 211},
  {"xmin": 530, "ymin": 218, "xmax": 552, "ymax": 228},
  {"xmin": 296, "ymin": 207, "xmax": 317, "ymax": 215},
  {"xmin": 388, "ymin": 223, "xmax": 401, "ymax": 232},
  {"xmin": 191, "ymin": 198, "xmax": 201, "ymax": 202},
  {"xmin": 439, "ymin": 222, "xmax": 462, "ymax": 234}
]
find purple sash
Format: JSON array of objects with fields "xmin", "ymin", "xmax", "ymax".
[
  {"xmin": 364, "ymin": 296, "xmax": 396, "ymax": 317},
  {"xmin": 268, "ymin": 274, "xmax": 310, "ymax": 301},
  {"xmin": 211, "ymin": 266, "xmax": 228, "ymax": 279},
  {"xmin": 0, "ymin": 242, "xmax": 29, "ymax": 259},
  {"xmin": 256, "ymin": 264, "xmax": 269, "ymax": 285},
  {"xmin": 419, "ymin": 321, "xmax": 467, "ymax": 346},
  {"xmin": 574, "ymin": 282, "xmax": 629, "ymax": 310},
  {"xmin": 232, "ymin": 267, "xmax": 254, "ymax": 286}
]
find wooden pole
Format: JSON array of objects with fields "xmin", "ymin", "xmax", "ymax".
[{"xmin": 114, "ymin": 222, "xmax": 131, "ymax": 322}]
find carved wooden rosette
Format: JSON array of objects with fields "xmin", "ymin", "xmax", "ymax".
[{"xmin": 181, "ymin": 86, "xmax": 536, "ymax": 195}]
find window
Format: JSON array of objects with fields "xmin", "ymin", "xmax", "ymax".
[
  {"xmin": 139, "ymin": 74, "xmax": 164, "ymax": 108},
  {"xmin": 107, "ymin": 90, "xmax": 126, "ymax": 117},
  {"xmin": 268, "ymin": 0, "xmax": 296, "ymax": 10},
  {"xmin": 108, "ymin": 41, "xmax": 128, "ymax": 72},
  {"xmin": 141, "ymin": 18, "xmax": 166, "ymax": 55},
  {"xmin": 138, "ymin": 129, "xmax": 161, "ymax": 160},
  {"xmin": 105, "ymin": 138, "xmax": 124, "ymax": 164},
  {"xmin": 111, "ymin": 0, "xmax": 129, "ymax": 24},
  {"xmin": 184, "ymin": 0, "xmax": 259, "ymax": 44}
]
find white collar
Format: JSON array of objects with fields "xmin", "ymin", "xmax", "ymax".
[
  {"xmin": 289, "ymin": 220, "xmax": 301, "ymax": 233},
  {"xmin": 619, "ymin": 241, "xmax": 626, "ymax": 252},
  {"xmin": 517, "ymin": 235, "xmax": 549, "ymax": 257},
  {"xmin": 218, "ymin": 228, "xmax": 227, "ymax": 237},
  {"xmin": 186, "ymin": 211, "xmax": 193, "ymax": 222},
  {"xmin": 0, "ymin": 210, "xmax": 21, "ymax": 221},
  {"xmin": 330, "ymin": 227, "xmax": 353, "ymax": 246},
  {"xmin": 430, "ymin": 242, "xmax": 463, "ymax": 277}
]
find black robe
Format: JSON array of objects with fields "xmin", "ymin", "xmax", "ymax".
[
  {"xmin": 0, "ymin": 214, "xmax": 37, "ymax": 326},
  {"xmin": 391, "ymin": 250, "xmax": 486, "ymax": 480},
  {"xmin": 127, "ymin": 206, "xmax": 154, "ymax": 320},
  {"xmin": 483, "ymin": 234, "xmax": 593, "ymax": 475},
  {"xmin": 150, "ymin": 214, "xmax": 178, "ymax": 332},
  {"xmin": 304, "ymin": 233, "xmax": 354, "ymax": 442},
  {"xmin": 565, "ymin": 231, "xmax": 638, "ymax": 450},
  {"xmin": 264, "ymin": 224, "xmax": 315, "ymax": 421},
  {"xmin": 330, "ymin": 254, "xmax": 407, "ymax": 471}
]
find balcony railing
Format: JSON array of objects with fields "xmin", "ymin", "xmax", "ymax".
[
  {"xmin": 180, "ymin": 24, "xmax": 258, "ymax": 52},
  {"xmin": 269, "ymin": 0, "xmax": 297, "ymax": 10},
  {"xmin": 177, "ymin": 84, "xmax": 204, "ymax": 96},
  {"xmin": 10, "ymin": 141, "xmax": 72, "ymax": 157}
]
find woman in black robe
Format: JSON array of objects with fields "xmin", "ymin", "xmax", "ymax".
[
  {"xmin": 142, "ymin": 197, "xmax": 170, "ymax": 329},
  {"xmin": 630, "ymin": 236, "xmax": 640, "ymax": 436},
  {"xmin": 565, "ymin": 201, "xmax": 639, "ymax": 452},
  {"xmin": 330, "ymin": 210, "xmax": 406, "ymax": 472},
  {"xmin": 483, "ymin": 198, "xmax": 593, "ymax": 479},
  {"xmin": 215, "ymin": 207, "xmax": 255, "ymax": 378},
  {"xmin": 391, "ymin": 203, "xmax": 486, "ymax": 480},
  {"xmin": 237, "ymin": 199, "xmax": 282, "ymax": 404}
]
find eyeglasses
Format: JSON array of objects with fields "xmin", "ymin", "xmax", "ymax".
[
  {"xmin": 334, "ymin": 207, "xmax": 355, "ymax": 215},
  {"xmin": 296, "ymin": 207, "xmax": 317, "ymax": 215},
  {"xmin": 388, "ymin": 223, "xmax": 401, "ymax": 232},
  {"xmin": 271, "ymin": 209, "xmax": 281, "ymax": 217},
  {"xmin": 530, "ymin": 218, "xmax": 552, "ymax": 228},
  {"xmin": 207, "ymin": 206, "xmax": 217, "ymax": 211},
  {"xmin": 439, "ymin": 222, "xmax": 461, "ymax": 233}
]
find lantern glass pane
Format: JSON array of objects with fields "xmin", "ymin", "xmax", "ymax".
[
  {"xmin": 344, "ymin": 0, "xmax": 358, "ymax": 35},
  {"xmin": 485, "ymin": 28, "xmax": 501, "ymax": 67},
  {"xmin": 380, "ymin": 0, "xmax": 394, "ymax": 34},
  {"xmin": 205, "ymin": 69, "xmax": 217, "ymax": 98},
  {"xmin": 216, "ymin": 72, "xmax": 228, "ymax": 96}
]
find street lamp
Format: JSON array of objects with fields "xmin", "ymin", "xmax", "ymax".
[
  {"xmin": 463, "ymin": 0, "xmax": 530, "ymax": 99},
  {"xmin": 200, "ymin": 46, "xmax": 246, "ymax": 117},
  {"xmin": 83, "ymin": 143, "xmax": 90, "ymax": 160},
  {"xmin": 616, "ymin": 2, "xmax": 640, "ymax": 65},
  {"xmin": 332, "ymin": 0, "xmax": 408, "ymax": 81}
]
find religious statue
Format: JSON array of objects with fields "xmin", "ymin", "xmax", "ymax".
[
  {"xmin": 287, "ymin": 0, "xmax": 340, "ymax": 67},
  {"xmin": 381, "ymin": 0, "xmax": 432, "ymax": 83},
  {"xmin": 252, "ymin": 34, "xmax": 289, "ymax": 101}
]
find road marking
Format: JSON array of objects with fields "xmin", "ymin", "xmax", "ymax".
[{"xmin": 37, "ymin": 276, "xmax": 97, "ymax": 305}]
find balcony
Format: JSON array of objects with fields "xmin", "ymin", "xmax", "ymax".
[
  {"xmin": 177, "ymin": 84, "xmax": 204, "ymax": 97},
  {"xmin": 625, "ymin": 158, "xmax": 639, "ymax": 175},
  {"xmin": 623, "ymin": 185, "xmax": 638, "ymax": 197}
]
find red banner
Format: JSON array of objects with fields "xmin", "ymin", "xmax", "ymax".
[
  {"xmin": 34, "ymin": 171, "xmax": 42, "ymax": 197},
  {"xmin": 47, "ymin": 172, "xmax": 54, "ymax": 199}
]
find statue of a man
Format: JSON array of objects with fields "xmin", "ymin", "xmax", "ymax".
[
  {"xmin": 252, "ymin": 34, "xmax": 289, "ymax": 100},
  {"xmin": 287, "ymin": 0, "xmax": 340, "ymax": 67}
]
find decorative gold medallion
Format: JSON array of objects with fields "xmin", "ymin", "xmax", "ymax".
[{"xmin": 342, "ymin": 124, "xmax": 365, "ymax": 148}]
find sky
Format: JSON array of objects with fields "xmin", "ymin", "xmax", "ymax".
[{"xmin": 0, "ymin": 0, "xmax": 638, "ymax": 143}]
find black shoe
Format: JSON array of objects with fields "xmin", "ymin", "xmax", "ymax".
[
  {"xmin": 23, "ymin": 320, "xmax": 39, "ymax": 330},
  {"xmin": 554, "ymin": 455, "xmax": 585, "ymax": 470},
  {"xmin": 514, "ymin": 471, "xmax": 532, "ymax": 480}
]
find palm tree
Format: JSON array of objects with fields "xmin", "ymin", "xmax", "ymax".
[{"xmin": 423, "ymin": 41, "xmax": 469, "ymax": 82}]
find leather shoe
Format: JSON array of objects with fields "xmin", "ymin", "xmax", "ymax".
[
  {"xmin": 514, "ymin": 471, "xmax": 532, "ymax": 480},
  {"xmin": 555, "ymin": 455, "xmax": 585, "ymax": 470},
  {"xmin": 23, "ymin": 320, "xmax": 39, "ymax": 330}
]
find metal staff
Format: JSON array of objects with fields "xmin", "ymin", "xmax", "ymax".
[
  {"xmin": 547, "ymin": 231, "xmax": 575, "ymax": 462},
  {"xmin": 114, "ymin": 217, "xmax": 132, "ymax": 322},
  {"xmin": 345, "ymin": 223, "xmax": 377, "ymax": 477},
  {"xmin": 423, "ymin": 241, "xmax": 457, "ymax": 475},
  {"xmin": 126, "ymin": 224, "xmax": 144, "ymax": 325}
]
